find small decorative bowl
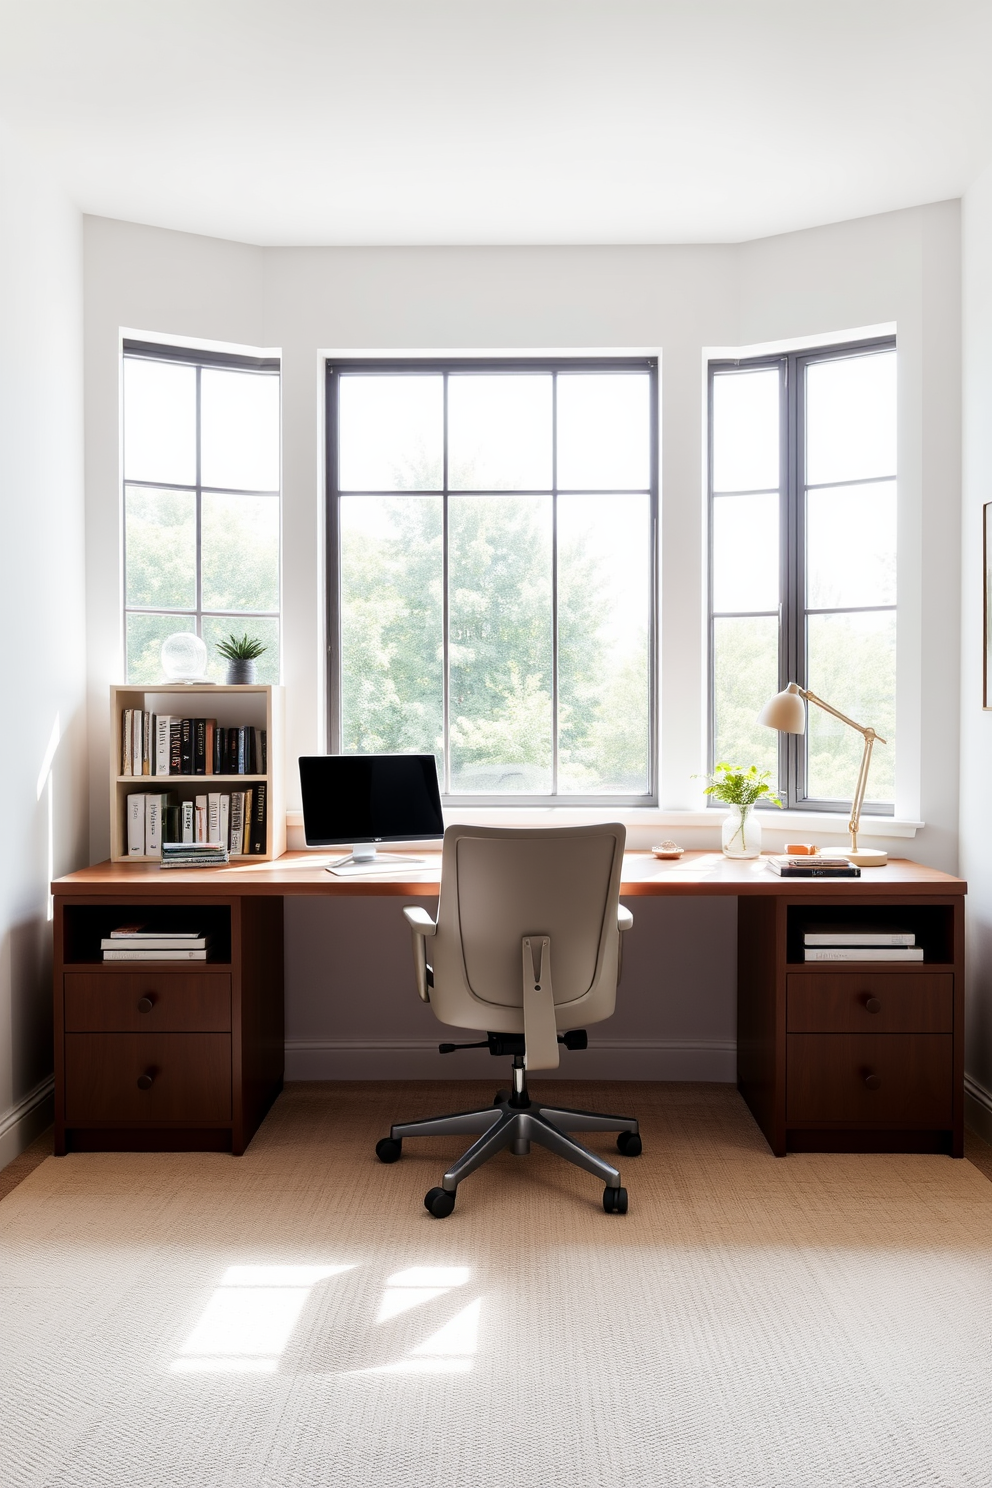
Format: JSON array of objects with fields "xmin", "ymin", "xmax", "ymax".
[{"xmin": 651, "ymin": 840, "xmax": 685, "ymax": 860}]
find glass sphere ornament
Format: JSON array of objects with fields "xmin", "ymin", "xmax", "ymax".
[{"xmin": 160, "ymin": 632, "xmax": 208, "ymax": 682}]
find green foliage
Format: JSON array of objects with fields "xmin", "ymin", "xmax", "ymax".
[
  {"xmin": 215, "ymin": 631, "xmax": 268, "ymax": 660},
  {"xmin": 702, "ymin": 762, "xmax": 783, "ymax": 809}
]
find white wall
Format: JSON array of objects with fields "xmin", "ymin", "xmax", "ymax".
[
  {"xmin": 0, "ymin": 128, "xmax": 87, "ymax": 1164},
  {"xmin": 82, "ymin": 203, "xmax": 962, "ymax": 1082},
  {"xmin": 960, "ymin": 165, "xmax": 992, "ymax": 1141}
]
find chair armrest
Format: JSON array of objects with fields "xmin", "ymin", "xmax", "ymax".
[
  {"xmin": 404, "ymin": 906, "xmax": 436, "ymax": 1002},
  {"xmin": 618, "ymin": 906, "xmax": 633, "ymax": 933},
  {"xmin": 404, "ymin": 907, "xmax": 437, "ymax": 936}
]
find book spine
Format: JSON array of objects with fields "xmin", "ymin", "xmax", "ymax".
[
  {"xmin": 162, "ymin": 804, "xmax": 181, "ymax": 844},
  {"xmin": 205, "ymin": 720, "xmax": 215, "ymax": 775},
  {"xmin": 803, "ymin": 935, "xmax": 916, "ymax": 947},
  {"xmin": 195, "ymin": 794, "xmax": 207, "ymax": 844},
  {"xmin": 219, "ymin": 794, "xmax": 230, "ymax": 851},
  {"xmin": 237, "ymin": 728, "xmax": 246, "ymax": 775},
  {"xmin": 180, "ymin": 718, "xmax": 193, "ymax": 774},
  {"xmin": 155, "ymin": 715, "xmax": 171, "ymax": 776},
  {"xmin": 803, "ymin": 947, "xmax": 924, "ymax": 961},
  {"xmin": 227, "ymin": 728, "xmax": 238, "ymax": 775},
  {"xmin": 230, "ymin": 792, "xmax": 244, "ymax": 855},
  {"xmin": 208, "ymin": 792, "xmax": 220, "ymax": 844},
  {"xmin": 181, "ymin": 799, "xmax": 194, "ymax": 843},
  {"xmin": 146, "ymin": 794, "xmax": 163, "ymax": 856},
  {"xmin": 260, "ymin": 729, "xmax": 267, "ymax": 773},
  {"xmin": 103, "ymin": 948, "xmax": 208, "ymax": 961},
  {"xmin": 142, "ymin": 711, "xmax": 152, "ymax": 775},
  {"xmin": 133, "ymin": 711, "xmax": 142, "ymax": 777},
  {"xmin": 169, "ymin": 720, "xmax": 182, "ymax": 775},
  {"xmin": 194, "ymin": 718, "xmax": 207, "ymax": 775},
  {"xmin": 212, "ymin": 725, "xmax": 222, "ymax": 776},
  {"xmin": 249, "ymin": 781, "xmax": 267, "ymax": 855},
  {"xmin": 242, "ymin": 788, "xmax": 253, "ymax": 853},
  {"xmin": 127, "ymin": 793, "xmax": 145, "ymax": 856},
  {"xmin": 121, "ymin": 709, "xmax": 132, "ymax": 775},
  {"xmin": 774, "ymin": 867, "xmax": 860, "ymax": 878}
]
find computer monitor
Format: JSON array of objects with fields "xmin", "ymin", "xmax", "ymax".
[{"xmin": 298, "ymin": 753, "xmax": 444, "ymax": 875}]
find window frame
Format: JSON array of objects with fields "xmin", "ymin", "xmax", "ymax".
[
  {"xmin": 121, "ymin": 339, "xmax": 282, "ymax": 682},
  {"xmin": 707, "ymin": 335, "xmax": 897, "ymax": 814},
  {"xmin": 325, "ymin": 356, "xmax": 659, "ymax": 807}
]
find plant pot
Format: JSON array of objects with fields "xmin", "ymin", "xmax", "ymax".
[
  {"xmin": 226, "ymin": 659, "xmax": 257, "ymax": 685},
  {"xmin": 721, "ymin": 804, "xmax": 761, "ymax": 859}
]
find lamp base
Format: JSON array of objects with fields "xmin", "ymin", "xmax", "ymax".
[{"xmin": 842, "ymin": 848, "xmax": 888, "ymax": 868}]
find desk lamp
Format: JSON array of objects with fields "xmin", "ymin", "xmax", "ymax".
[{"xmin": 757, "ymin": 682, "xmax": 888, "ymax": 866}]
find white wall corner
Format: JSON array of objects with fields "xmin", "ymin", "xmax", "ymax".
[{"xmin": 0, "ymin": 1077, "xmax": 55, "ymax": 1173}]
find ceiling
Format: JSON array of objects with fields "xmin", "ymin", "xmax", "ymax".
[{"xmin": 1, "ymin": 1, "xmax": 990, "ymax": 247}]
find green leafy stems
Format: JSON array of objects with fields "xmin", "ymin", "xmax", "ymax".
[
  {"xmin": 702, "ymin": 763, "xmax": 783, "ymax": 810},
  {"xmin": 215, "ymin": 632, "xmax": 268, "ymax": 661}
]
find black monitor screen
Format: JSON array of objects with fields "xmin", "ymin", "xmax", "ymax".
[{"xmin": 298, "ymin": 754, "xmax": 444, "ymax": 846}]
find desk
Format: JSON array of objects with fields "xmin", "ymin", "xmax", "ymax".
[{"xmin": 52, "ymin": 851, "xmax": 966, "ymax": 1158}]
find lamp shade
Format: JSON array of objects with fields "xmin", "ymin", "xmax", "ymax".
[{"xmin": 758, "ymin": 683, "xmax": 806, "ymax": 734}]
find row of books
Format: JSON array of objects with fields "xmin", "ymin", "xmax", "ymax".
[
  {"xmin": 802, "ymin": 925, "xmax": 922, "ymax": 961},
  {"xmin": 101, "ymin": 925, "xmax": 213, "ymax": 961},
  {"xmin": 121, "ymin": 711, "xmax": 266, "ymax": 777},
  {"xmin": 126, "ymin": 786, "xmax": 266, "ymax": 856}
]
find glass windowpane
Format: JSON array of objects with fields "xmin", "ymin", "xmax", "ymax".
[
  {"xmin": 201, "ymin": 369, "xmax": 280, "ymax": 492},
  {"xmin": 448, "ymin": 495, "xmax": 552, "ymax": 793},
  {"xmin": 124, "ymin": 487, "xmax": 196, "ymax": 610},
  {"xmin": 126, "ymin": 613, "xmax": 196, "ymax": 685},
  {"xmin": 558, "ymin": 494, "xmax": 650, "ymax": 794},
  {"xmin": 712, "ymin": 616, "xmax": 779, "ymax": 779},
  {"xmin": 201, "ymin": 493, "xmax": 280, "ymax": 613},
  {"xmin": 202, "ymin": 615, "xmax": 280, "ymax": 686},
  {"xmin": 338, "ymin": 376, "xmax": 443, "ymax": 492},
  {"xmin": 806, "ymin": 351, "xmax": 896, "ymax": 486},
  {"xmin": 806, "ymin": 611, "xmax": 895, "ymax": 803},
  {"xmin": 556, "ymin": 374, "xmax": 650, "ymax": 491},
  {"xmin": 712, "ymin": 493, "xmax": 779, "ymax": 613},
  {"xmin": 448, "ymin": 376, "xmax": 552, "ymax": 491},
  {"xmin": 339, "ymin": 496, "xmax": 443, "ymax": 768},
  {"xmin": 123, "ymin": 359, "xmax": 196, "ymax": 486},
  {"xmin": 806, "ymin": 481, "xmax": 896, "ymax": 610},
  {"xmin": 712, "ymin": 369, "xmax": 779, "ymax": 493}
]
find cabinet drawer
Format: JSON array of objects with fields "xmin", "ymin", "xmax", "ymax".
[
  {"xmin": 787, "ymin": 1034, "xmax": 952, "ymax": 1126},
  {"xmin": 787, "ymin": 974, "xmax": 952, "ymax": 1034},
  {"xmin": 64, "ymin": 1033, "xmax": 232, "ymax": 1124},
  {"xmin": 64, "ymin": 974, "xmax": 231, "ymax": 1032}
]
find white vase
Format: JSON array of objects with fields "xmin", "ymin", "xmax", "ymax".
[{"xmin": 722, "ymin": 804, "xmax": 761, "ymax": 859}]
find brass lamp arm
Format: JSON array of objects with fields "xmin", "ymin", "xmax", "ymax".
[{"xmin": 797, "ymin": 687, "xmax": 887, "ymax": 853}]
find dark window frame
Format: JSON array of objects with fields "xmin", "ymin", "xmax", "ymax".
[
  {"xmin": 707, "ymin": 335, "xmax": 896, "ymax": 814},
  {"xmin": 325, "ymin": 356, "xmax": 660, "ymax": 807},
  {"xmin": 122, "ymin": 340, "xmax": 282, "ymax": 681}
]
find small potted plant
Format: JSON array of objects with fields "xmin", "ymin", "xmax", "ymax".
[
  {"xmin": 216, "ymin": 632, "xmax": 267, "ymax": 685},
  {"xmin": 703, "ymin": 763, "xmax": 782, "ymax": 859}
]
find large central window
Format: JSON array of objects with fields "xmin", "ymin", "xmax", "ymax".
[{"xmin": 327, "ymin": 359, "xmax": 657, "ymax": 803}]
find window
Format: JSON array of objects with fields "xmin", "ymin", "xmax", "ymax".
[
  {"xmin": 327, "ymin": 359, "xmax": 657, "ymax": 803},
  {"xmin": 709, "ymin": 338, "xmax": 896, "ymax": 811},
  {"xmin": 122, "ymin": 341, "xmax": 281, "ymax": 683}
]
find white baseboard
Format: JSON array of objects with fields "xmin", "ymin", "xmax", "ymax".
[
  {"xmin": 0, "ymin": 1076, "xmax": 55, "ymax": 1172},
  {"xmin": 965, "ymin": 1073, "xmax": 992, "ymax": 1146},
  {"xmin": 284, "ymin": 1038, "xmax": 737, "ymax": 1083}
]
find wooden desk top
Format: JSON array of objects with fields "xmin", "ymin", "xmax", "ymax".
[{"xmin": 52, "ymin": 851, "xmax": 966, "ymax": 898}]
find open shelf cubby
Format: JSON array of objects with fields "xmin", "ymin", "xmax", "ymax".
[{"xmin": 785, "ymin": 902, "xmax": 957, "ymax": 967}]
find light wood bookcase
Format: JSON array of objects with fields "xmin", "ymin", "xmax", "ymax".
[{"xmin": 109, "ymin": 684, "xmax": 285, "ymax": 863}]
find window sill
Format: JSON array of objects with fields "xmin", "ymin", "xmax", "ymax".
[{"xmin": 285, "ymin": 806, "xmax": 922, "ymax": 841}]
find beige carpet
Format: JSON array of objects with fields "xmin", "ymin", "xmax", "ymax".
[{"xmin": 2, "ymin": 1082, "xmax": 992, "ymax": 1488}]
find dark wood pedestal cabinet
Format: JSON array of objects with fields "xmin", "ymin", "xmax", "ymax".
[
  {"xmin": 737, "ymin": 892, "xmax": 965, "ymax": 1157},
  {"xmin": 53, "ymin": 894, "xmax": 284, "ymax": 1154}
]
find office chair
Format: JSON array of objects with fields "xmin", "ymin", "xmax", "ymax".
[{"xmin": 375, "ymin": 823, "xmax": 640, "ymax": 1217}]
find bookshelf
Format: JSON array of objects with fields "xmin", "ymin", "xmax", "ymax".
[{"xmin": 109, "ymin": 683, "xmax": 286, "ymax": 863}]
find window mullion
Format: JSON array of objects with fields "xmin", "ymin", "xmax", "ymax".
[
  {"xmin": 442, "ymin": 373, "xmax": 451, "ymax": 796},
  {"xmin": 551, "ymin": 372, "xmax": 559, "ymax": 798},
  {"xmin": 195, "ymin": 365, "xmax": 203, "ymax": 639}
]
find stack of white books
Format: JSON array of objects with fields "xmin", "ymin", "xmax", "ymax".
[
  {"xmin": 802, "ymin": 926, "xmax": 923, "ymax": 962},
  {"xmin": 160, "ymin": 841, "xmax": 230, "ymax": 869},
  {"xmin": 101, "ymin": 926, "xmax": 213, "ymax": 961}
]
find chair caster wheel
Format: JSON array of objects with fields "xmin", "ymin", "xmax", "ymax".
[
  {"xmin": 376, "ymin": 1137, "xmax": 402, "ymax": 1163},
  {"xmin": 425, "ymin": 1186, "xmax": 456, "ymax": 1218},
  {"xmin": 603, "ymin": 1185, "xmax": 628, "ymax": 1214},
  {"xmin": 616, "ymin": 1131, "xmax": 642, "ymax": 1157},
  {"xmin": 493, "ymin": 1090, "xmax": 509, "ymax": 1105}
]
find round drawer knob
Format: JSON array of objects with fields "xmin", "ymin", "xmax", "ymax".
[
  {"xmin": 137, "ymin": 995, "xmax": 156, "ymax": 1013},
  {"xmin": 136, "ymin": 1069, "xmax": 156, "ymax": 1091},
  {"xmin": 864, "ymin": 1073, "xmax": 882, "ymax": 1091},
  {"xmin": 864, "ymin": 996, "xmax": 882, "ymax": 1014}
]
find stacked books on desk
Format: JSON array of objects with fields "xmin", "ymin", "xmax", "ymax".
[
  {"xmin": 101, "ymin": 926, "xmax": 213, "ymax": 961},
  {"xmin": 802, "ymin": 925, "xmax": 923, "ymax": 962},
  {"xmin": 768, "ymin": 856, "xmax": 860, "ymax": 878},
  {"xmin": 159, "ymin": 841, "xmax": 230, "ymax": 870}
]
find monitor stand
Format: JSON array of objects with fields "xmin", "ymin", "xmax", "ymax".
[{"xmin": 325, "ymin": 842, "xmax": 426, "ymax": 877}]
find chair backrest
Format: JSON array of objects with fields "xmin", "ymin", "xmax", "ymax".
[{"xmin": 428, "ymin": 823, "xmax": 626, "ymax": 1057}]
